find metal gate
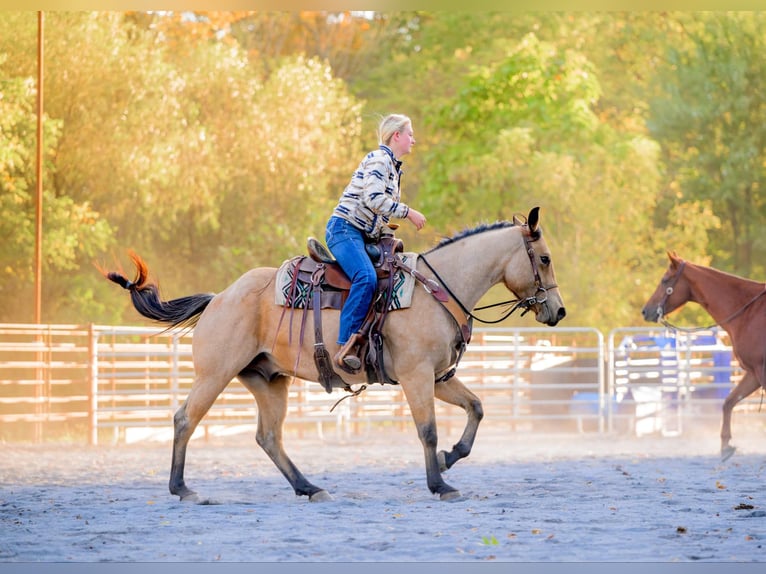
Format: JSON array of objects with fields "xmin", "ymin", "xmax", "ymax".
[
  {"xmin": 1, "ymin": 324, "xmax": 607, "ymax": 443},
  {"xmin": 4, "ymin": 323, "xmax": 763, "ymax": 444}
]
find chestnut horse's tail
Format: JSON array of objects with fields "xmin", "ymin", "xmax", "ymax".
[{"xmin": 102, "ymin": 251, "xmax": 214, "ymax": 330}]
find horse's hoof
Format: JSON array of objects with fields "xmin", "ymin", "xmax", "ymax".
[
  {"xmin": 721, "ymin": 445, "xmax": 737, "ymax": 462},
  {"xmin": 437, "ymin": 450, "xmax": 448, "ymax": 473},
  {"xmin": 180, "ymin": 492, "xmax": 220, "ymax": 505},
  {"xmin": 309, "ymin": 490, "xmax": 333, "ymax": 502},
  {"xmin": 439, "ymin": 489, "xmax": 462, "ymax": 502}
]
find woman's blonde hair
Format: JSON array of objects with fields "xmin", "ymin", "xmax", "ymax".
[{"xmin": 378, "ymin": 114, "xmax": 411, "ymax": 146}]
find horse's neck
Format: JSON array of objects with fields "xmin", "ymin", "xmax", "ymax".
[
  {"xmin": 687, "ymin": 263, "xmax": 765, "ymax": 325},
  {"xmin": 420, "ymin": 227, "xmax": 518, "ymax": 310}
]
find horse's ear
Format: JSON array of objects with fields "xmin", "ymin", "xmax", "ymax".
[
  {"xmin": 528, "ymin": 207, "xmax": 540, "ymax": 234},
  {"xmin": 667, "ymin": 251, "xmax": 684, "ymax": 269}
]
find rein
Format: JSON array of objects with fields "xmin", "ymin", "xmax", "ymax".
[{"xmin": 419, "ymin": 227, "xmax": 557, "ymax": 325}]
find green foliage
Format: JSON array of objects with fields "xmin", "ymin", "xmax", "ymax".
[
  {"xmin": 416, "ymin": 31, "xmax": 677, "ymax": 331},
  {"xmin": 649, "ymin": 12, "xmax": 766, "ymax": 277},
  {"xmin": 0, "ymin": 51, "xmax": 114, "ymax": 322},
  {"xmin": 0, "ymin": 11, "xmax": 757, "ymax": 333}
]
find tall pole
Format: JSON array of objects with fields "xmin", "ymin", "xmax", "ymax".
[{"xmin": 34, "ymin": 11, "xmax": 43, "ymax": 324}]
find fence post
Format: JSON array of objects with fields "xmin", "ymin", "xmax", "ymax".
[{"xmin": 88, "ymin": 323, "xmax": 99, "ymax": 446}]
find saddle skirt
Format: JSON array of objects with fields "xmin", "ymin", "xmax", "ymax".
[{"xmin": 274, "ymin": 252, "xmax": 419, "ymax": 311}]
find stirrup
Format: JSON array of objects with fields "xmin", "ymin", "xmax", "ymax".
[
  {"xmin": 334, "ymin": 334, "xmax": 363, "ymax": 374},
  {"xmin": 340, "ymin": 354, "xmax": 362, "ymax": 372}
]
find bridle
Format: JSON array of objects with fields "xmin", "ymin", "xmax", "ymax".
[
  {"xmin": 516, "ymin": 227, "xmax": 558, "ymax": 316},
  {"xmin": 419, "ymin": 225, "xmax": 557, "ymax": 325},
  {"xmin": 654, "ymin": 261, "xmax": 687, "ymax": 324}
]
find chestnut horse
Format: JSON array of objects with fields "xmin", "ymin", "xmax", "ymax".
[
  {"xmin": 642, "ymin": 252, "xmax": 766, "ymax": 461},
  {"xmin": 105, "ymin": 207, "xmax": 565, "ymax": 502}
]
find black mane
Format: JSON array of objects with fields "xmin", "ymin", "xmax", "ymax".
[{"xmin": 425, "ymin": 221, "xmax": 517, "ymax": 253}]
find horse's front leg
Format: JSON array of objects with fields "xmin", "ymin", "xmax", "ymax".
[
  {"xmin": 242, "ymin": 374, "xmax": 331, "ymax": 501},
  {"xmin": 434, "ymin": 375, "xmax": 484, "ymax": 472},
  {"xmin": 720, "ymin": 372, "xmax": 760, "ymax": 461},
  {"xmin": 400, "ymin": 374, "xmax": 461, "ymax": 501}
]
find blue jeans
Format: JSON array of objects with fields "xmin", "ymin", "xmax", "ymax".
[{"xmin": 325, "ymin": 216, "xmax": 377, "ymax": 345}]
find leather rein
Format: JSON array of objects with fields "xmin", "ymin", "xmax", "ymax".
[{"xmin": 417, "ymin": 225, "xmax": 558, "ymax": 328}]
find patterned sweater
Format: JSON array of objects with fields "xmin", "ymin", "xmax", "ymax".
[{"xmin": 331, "ymin": 145, "xmax": 410, "ymax": 240}]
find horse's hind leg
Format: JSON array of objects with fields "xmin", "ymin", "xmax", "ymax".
[
  {"xmin": 169, "ymin": 375, "xmax": 229, "ymax": 503},
  {"xmin": 241, "ymin": 374, "xmax": 331, "ymax": 501},
  {"xmin": 434, "ymin": 375, "xmax": 484, "ymax": 472},
  {"xmin": 720, "ymin": 371, "xmax": 760, "ymax": 461}
]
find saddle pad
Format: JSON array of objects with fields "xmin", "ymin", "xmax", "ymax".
[{"xmin": 274, "ymin": 253, "xmax": 418, "ymax": 310}]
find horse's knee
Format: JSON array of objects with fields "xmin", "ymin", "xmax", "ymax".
[{"xmin": 418, "ymin": 422, "xmax": 438, "ymax": 449}]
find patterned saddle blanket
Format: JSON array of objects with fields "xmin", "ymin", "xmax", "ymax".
[{"xmin": 274, "ymin": 253, "xmax": 418, "ymax": 311}]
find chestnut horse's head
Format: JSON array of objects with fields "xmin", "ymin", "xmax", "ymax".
[{"xmin": 641, "ymin": 252, "xmax": 691, "ymax": 323}]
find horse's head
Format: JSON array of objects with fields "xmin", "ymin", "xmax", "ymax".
[
  {"xmin": 641, "ymin": 251, "xmax": 690, "ymax": 323},
  {"xmin": 506, "ymin": 207, "xmax": 566, "ymax": 326}
]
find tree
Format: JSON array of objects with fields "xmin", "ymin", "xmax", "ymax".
[
  {"xmin": 418, "ymin": 32, "xmax": 673, "ymax": 331},
  {"xmin": 0, "ymin": 54, "xmax": 114, "ymax": 322},
  {"xmin": 649, "ymin": 12, "xmax": 766, "ymax": 278}
]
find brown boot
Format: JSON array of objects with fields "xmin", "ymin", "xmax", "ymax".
[{"xmin": 334, "ymin": 333, "xmax": 363, "ymax": 373}]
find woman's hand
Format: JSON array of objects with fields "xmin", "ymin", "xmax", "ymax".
[{"xmin": 407, "ymin": 208, "xmax": 427, "ymax": 231}]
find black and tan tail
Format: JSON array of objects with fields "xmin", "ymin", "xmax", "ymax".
[{"xmin": 102, "ymin": 250, "xmax": 214, "ymax": 330}]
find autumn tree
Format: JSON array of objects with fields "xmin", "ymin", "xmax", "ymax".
[
  {"xmin": 0, "ymin": 52, "xmax": 114, "ymax": 322},
  {"xmin": 649, "ymin": 12, "xmax": 766, "ymax": 278}
]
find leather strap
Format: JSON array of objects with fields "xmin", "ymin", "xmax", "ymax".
[{"xmin": 393, "ymin": 258, "xmax": 473, "ymax": 344}]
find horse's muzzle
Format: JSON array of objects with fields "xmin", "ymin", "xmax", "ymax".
[
  {"xmin": 540, "ymin": 305, "xmax": 566, "ymax": 326},
  {"xmin": 641, "ymin": 305, "xmax": 661, "ymax": 323}
]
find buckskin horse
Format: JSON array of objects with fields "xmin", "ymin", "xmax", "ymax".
[
  {"xmin": 642, "ymin": 252, "xmax": 766, "ymax": 461},
  {"xmin": 104, "ymin": 207, "xmax": 565, "ymax": 502}
]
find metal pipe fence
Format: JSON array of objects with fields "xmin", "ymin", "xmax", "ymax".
[{"xmin": 0, "ymin": 323, "xmax": 762, "ymax": 444}]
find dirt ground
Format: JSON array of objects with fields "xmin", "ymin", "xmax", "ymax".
[{"xmin": 1, "ymin": 423, "xmax": 765, "ymax": 563}]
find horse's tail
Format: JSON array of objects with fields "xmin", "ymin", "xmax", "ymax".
[{"xmin": 101, "ymin": 250, "xmax": 214, "ymax": 330}]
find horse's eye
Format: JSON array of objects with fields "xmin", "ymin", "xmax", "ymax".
[{"xmin": 540, "ymin": 255, "xmax": 551, "ymax": 266}]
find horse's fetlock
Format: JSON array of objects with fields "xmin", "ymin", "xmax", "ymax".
[{"xmin": 453, "ymin": 442, "xmax": 470, "ymax": 458}]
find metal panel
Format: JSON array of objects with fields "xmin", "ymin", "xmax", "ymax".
[{"xmin": 4, "ymin": 323, "xmax": 759, "ymax": 444}]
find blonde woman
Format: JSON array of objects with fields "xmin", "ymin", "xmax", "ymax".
[{"xmin": 326, "ymin": 114, "xmax": 427, "ymax": 373}]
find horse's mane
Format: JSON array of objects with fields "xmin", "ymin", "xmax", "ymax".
[{"xmin": 425, "ymin": 221, "xmax": 516, "ymax": 254}]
